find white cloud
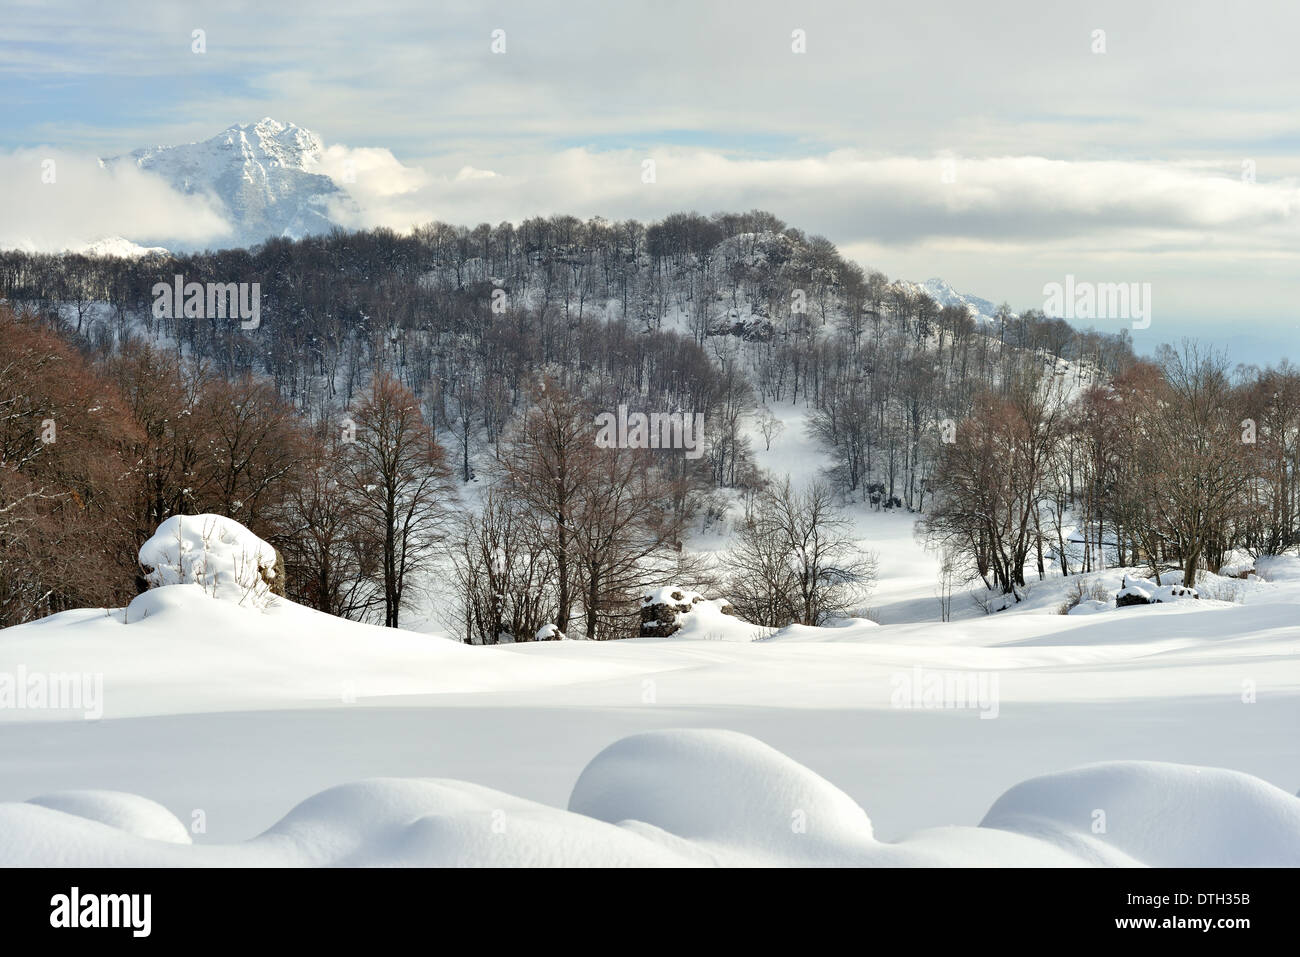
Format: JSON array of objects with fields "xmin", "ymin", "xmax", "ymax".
[
  {"xmin": 0, "ymin": 149, "xmax": 231, "ymax": 252},
  {"xmin": 309, "ymin": 145, "xmax": 1300, "ymax": 251},
  {"xmin": 4, "ymin": 136, "xmax": 1298, "ymax": 330}
]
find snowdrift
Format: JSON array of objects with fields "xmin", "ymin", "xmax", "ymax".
[
  {"xmin": 1, "ymin": 729, "xmax": 1296, "ymax": 867},
  {"xmin": 0, "ymin": 583, "xmax": 636, "ymax": 719}
]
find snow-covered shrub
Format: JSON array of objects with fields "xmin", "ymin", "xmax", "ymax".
[
  {"xmin": 1059, "ymin": 576, "xmax": 1110, "ymax": 614},
  {"xmin": 139, "ymin": 514, "xmax": 280, "ymax": 609},
  {"xmin": 1196, "ymin": 578, "xmax": 1241, "ymax": 603}
]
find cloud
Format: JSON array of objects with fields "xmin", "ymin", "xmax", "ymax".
[
  {"xmin": 0, "ymin": 149, "xmax": 231, "ymax": 252},
  {"xmin": 310, "ymin": 144, "xmax": 1300, "ymax": 250},
  {"xmin": 4, "ymin": 134, "xmax": 1298, "ymax": 336},
  {"xmin": 7, "ymin": 137, "xmax": 1298, "ymax": 270}
]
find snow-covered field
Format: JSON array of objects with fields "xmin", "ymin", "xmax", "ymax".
[
  {"xmin": 2, "ymin": 540, "xmax": 1298, "ymax": 865},
  {"xmin": 2, "ymin": 402, "xmax": 1297, "ymax": 867}
]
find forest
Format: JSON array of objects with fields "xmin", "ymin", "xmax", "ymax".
[{"xmin": 2, "ymin": 211, "xmax": 1297, "ymax": 638}]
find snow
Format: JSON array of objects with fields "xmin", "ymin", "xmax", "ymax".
[
  {"xmin": 26, "ymin": 792, "xmax": 192, "ymax": 845},
  {"xmin": 569, "ymin": 729, "xmax": 877, "ymax": 864},
  {"xmin": 981, "ymin": 760, "xmax": 1300, "ymax": 868},
  {"xmin": 1, "ymin": 560, "xmax": 1297, "ymax": 864},
  {"xmin": 660, "ymin": 598, "xmax": 755, "ymax": 641},
  {"xmin": 2, "ymin": 497, "xmax": 1298, "ymax": 866},
  {"xmin": 138, "ymin": 514, "xmax": 279, "ymax": 609},
  {"xmin": 102, "ymin": 118, "xmax": 354, "ymax": 250},
  {"xmin": 899, "ymin": 277, "xmax": 1002, "ymax": 325},
  {"xmin": 639, "ymin": 586, "xmax": 754, "ymax": 641},
  {"xmin": 0, "ymin": 584, "xmax": 632, "ymax": 720},
  {"xmin": 2, "ymin": 729, "xmax": 1295, "ymax": 866},
  {"xmin": 70, "ymin": 236, "xmax": 170, "ymax": 258},
  {"xmin": 641, "ymin": 585, "xmax": 705, "ymax": 607},
  {"xmin": 1115, "ymin": 574, "xmax": 1199, "ymax": 605}
]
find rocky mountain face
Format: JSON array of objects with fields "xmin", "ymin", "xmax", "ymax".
[{"xmin": 103, "ymin": 118, "xmax": 353, "ymax": 250}]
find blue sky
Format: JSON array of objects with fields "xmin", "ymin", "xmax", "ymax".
[{"xmin": 3, "ymin": 0, "xmax": 1298, "ymax": 364}]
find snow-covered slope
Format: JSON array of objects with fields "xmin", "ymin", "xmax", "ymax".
[
  {"xmin": 102, "ymin": 118, "xmax": 354, "ymax": 250},
  {"xmin": 0, "ymin": 584, "xmax": 636, "ymax": 719}
]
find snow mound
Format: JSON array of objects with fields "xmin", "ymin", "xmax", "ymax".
[
  {"xmin": 139, "ymin": 514, "xmax": 278, "ymax": 609},
  {"xmin": 0, "ymin": 579, "xmax": 637, "ymax": 719},
  {"xmin": 1, "ymin": 731, "xmax": 1298, "ymax": 866},
  {"xmin": 569, "ymin": 729, "xmax": 876, "ymax": 864},
  {"xmin": 670, "ymin": 599, "xmax": 753, "ymax": 641},
  {"xmin": 1255, "ymin": 555, "xmax": 1300, "ymax": 583},
  {"xmin": 27, "ymin": 791, "xmax": 192, "ymax": 844},
  {"xmin": 1067, "ymin": 599, "xmax": 1111, "ymax": 616},
  {"xmin": 260, "ymin": 778, "xmax": 691, "ymax": 867},
  {"xmin": 981, "ymin": 761, "xmax": 1300, "ymax": 867}
]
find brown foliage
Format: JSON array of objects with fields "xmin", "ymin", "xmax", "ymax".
[{"xmin": 0, "ymin": 306, "xmax": 141, "ymax": 623}]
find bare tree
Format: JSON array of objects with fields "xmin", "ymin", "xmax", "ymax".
[
  {"xmin": 344, "ymin": 375, "xmax": 456, "ymax": 627},
  {"xmin": 754, "ymin": 406, "xmax": 785, "ymax": 451},
  {"xmin": 495, "ymin": 380, "xmax": 591, "ymax": 636},
  {"xmin": 1151, "ymin": 344, "xmax": 1251, "ymax": 585},
  {"xmin": 448, "ymin": 489, "xmax": 555, "ymax": 644},
  {"xmin": 725, "ymin": 478, "xmax": 875, "ymax": 626}
]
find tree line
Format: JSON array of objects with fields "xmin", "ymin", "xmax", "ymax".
[{"xmin": 921, "ymin": 344, "xmax": 1300, "ymax": 596}]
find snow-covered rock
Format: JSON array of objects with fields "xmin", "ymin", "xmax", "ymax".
[
  {"xmin": 639, "ymin": 586, "xmax": 741, "ymax": 639},
  {"xmin": 138, "ymin": 514, "xmax": 279, "ymax": 609},
  {"xmin": 1115, "ymin": 574, "xmax": 1198, "ymax": 607},
  {"xmin": 102, "ymin": 118, "xmax": 357, "ymax": 250}
]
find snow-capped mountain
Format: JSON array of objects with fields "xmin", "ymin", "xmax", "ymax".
[
  {"xmin": 102, "ymin": 118, "xmax": 354, "ymax": 250},
  {"xmin": 901, "ymin": 277, "xmax": 1004, "ymax": 324},
  {"xmin": 72, "ymin": 236, "xmax": 170, "ymax": 258}
]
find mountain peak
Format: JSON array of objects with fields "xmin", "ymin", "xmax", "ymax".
[
  {"xmin": 210, "ymin": 118, "xmax": 324, "ymax": 169},
  {"xmin": 903, "ymin": 277, "xmax": 1001, "ymax": 324},
  {"xmin": 102, "ymin": 120, "xmax": 347, "ymax": 251}
]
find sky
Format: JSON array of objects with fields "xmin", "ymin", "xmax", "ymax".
[{"xmin": 2, "ymin": 0, "xmax": 1298, "ymax": 365}]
